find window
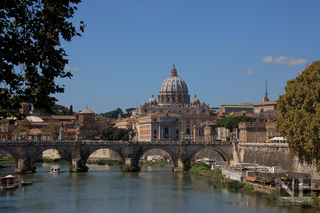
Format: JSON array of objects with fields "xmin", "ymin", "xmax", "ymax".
[
  {"xmin": 165, "ymin": 127, "xmax": 168, "ymax": 134},
  {"xmin": 87, "ymin": 123, "xmax": 91, "ymax": 128},
  {"xmin": 176, "ymin": 129, "xmax": 179, "ymax": 134},
  {"xmin": 154, "ymin": 129, "xmax": 157, "ymax": 135},
  {"xmin": 90, "ymin": 130, "xmax": 93, "ymax": 135},
  {"xmin": 85, "ymin": 130, "xmax": 88, "ymax": 135},
  {"xmin": 154, "ymin": 119, "xmax": 156, "ymax": 121}
]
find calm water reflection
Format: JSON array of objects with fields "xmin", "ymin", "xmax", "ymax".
[{"xmin": 0, "ymin": 163, "xmax": 315, "ymax": 213}]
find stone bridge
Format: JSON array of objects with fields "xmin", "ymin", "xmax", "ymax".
[{"xmin": 0, "ymin": 140, "xmax": 234, "ymax": 173}]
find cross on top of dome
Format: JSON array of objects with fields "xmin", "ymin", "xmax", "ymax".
[{"xmin": 170, "ymin": 63, "xmax": 178, "ymax": 76}]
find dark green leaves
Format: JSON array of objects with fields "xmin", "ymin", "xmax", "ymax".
[
  {"xmin": 276, "ymin": 61, "xmax": 320, "ymax": 170},
  {"xmin": 0, "ymin": 0, "xmax": 84, "ymax": 119},
  {"xmin": 216, "ymin": 115, "xmax": 252, "ymax": 130}
]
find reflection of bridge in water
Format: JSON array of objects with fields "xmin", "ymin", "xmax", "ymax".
[{"xmin": 0, "ymin": 140, "xmax": 234, "ymax": 173}]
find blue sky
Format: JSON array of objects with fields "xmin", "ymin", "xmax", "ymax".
[{"xmin": 55, "ymin": 0, "xmax": 320, "ymax": 114}]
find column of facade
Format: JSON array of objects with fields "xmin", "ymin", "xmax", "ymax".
[{"xmin": 160, "ymin": 126, "xmax": 163, "ymax": 140}]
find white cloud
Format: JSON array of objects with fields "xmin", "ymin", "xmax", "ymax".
[
  {"xmin": 274, "ymin": 56, "xmax": 307, "ymax": 66},
  {"xmin": 261, "ymin": 55, "xmax": 307, "ymax": 66},
  {"xmin": 241, "ymin": 69, "xmax": 253, "ymax": 75},
  {"xmin": 262, "ymin": 55, "xmax": 273, "ymax": 63},
  {"xmin": 64, "ymin": 65, "xmax": 82, "ymax": 71}
]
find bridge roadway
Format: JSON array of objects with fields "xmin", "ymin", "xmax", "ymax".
[{"xmin": 0, "ymin": 140, "xmax": 234, "ymax": 173}]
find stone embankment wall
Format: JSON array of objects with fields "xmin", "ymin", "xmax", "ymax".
[{"xmin": 235, "ymin": 143, "xmax": 320, "ymax": 179}]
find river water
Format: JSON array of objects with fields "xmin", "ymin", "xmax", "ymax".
[{"xmin": 0, "ymin": 163, "xmax": 313, "ymax": 213}]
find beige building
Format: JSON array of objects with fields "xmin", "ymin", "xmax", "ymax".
[
  {"xmin": 137, "ymin": 112, "xmax": 182, "ymax": 142},
  {"xmin": 219, "ymin": 103, "xmax": 254, "ymax": 116},
  {"xmin": 253, "ymin": 99, "xmax": 277, "ymax": 114}
]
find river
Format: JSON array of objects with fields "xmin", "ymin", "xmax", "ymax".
[{"xmin": 0, "ymin": 163, "xmax": 314, "ymax": 213}]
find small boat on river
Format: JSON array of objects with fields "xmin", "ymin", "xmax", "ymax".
[
  {"xmin": 1, "ymin": 175, "xmax": 19, "ymax": 190},
  {"xmin": 50, "ymin": 165, "xmax": 61, "ymax": 174},
  {"xmin": 21, "ymin": 180, "xmax": 33, "ymax": 186}
]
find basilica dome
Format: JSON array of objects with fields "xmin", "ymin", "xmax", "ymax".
[
  {"xmin": 158, "ymin": 64, "xmax": 190, "ymax": 105},
  {"xmin": 148, "ymin": 94, "xmax": 157, "ymax": 106},
  {"xmin": 159, "ymin": 64, "xmax": 188, "ymax": 93},
  {"xmin": 190, "ymin": 94, "xmax": 200, "ymax": 106}
]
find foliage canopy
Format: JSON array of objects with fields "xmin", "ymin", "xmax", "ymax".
[
  {"xmin": 100, "ymin": 126, "xmax": 133, "ymax": 141},
  {"xmin": 13, "ymin": 119, "xmax": 30, "ymax": 138},
  {"xmin": 41, "ymin": 119, "xmax": 60, "ymax": 139},
  {"xmin": 100, "ymin": 108, "xmax": 123, "ymax": 119},
  {"xmin": 0, "ymin": 0, "xmax": 84, "ymax": 119},
  {"xmin": 216, "ymin": 115, "xmax": 252, "ymax": 130},
  {"xmin": 276, "ymin": 60, "xmax": 320, "ymax": 170}
]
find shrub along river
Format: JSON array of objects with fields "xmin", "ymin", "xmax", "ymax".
[{"xmin": 0, "ymin": 162, "xmax": 316, "ymax": 213}]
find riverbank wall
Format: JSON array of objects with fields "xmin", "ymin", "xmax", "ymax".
[{"xmin": 235, "ymin": 143, "xmax": 320, "ymax": 179}]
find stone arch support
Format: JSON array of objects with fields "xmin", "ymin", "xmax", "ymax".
[
  {"xmin": 136, "ymin": 145, "xmax": 180, "ymax": 168},
  {"xmin": 80, "ymin": 145, "xmax": 125, "ymax": 164},
  {"xmin": 188, "ymin": 146, "xmax": 231, "ymax": 165}
]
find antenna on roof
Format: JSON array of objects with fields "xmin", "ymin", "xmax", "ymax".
[
  {"xmin": 263, "ymin": 81, "xmax": 269, "ymax": 102},
  {"xmin": 265, "ymin": 81, "xmax": 268, "ymax": 99}
]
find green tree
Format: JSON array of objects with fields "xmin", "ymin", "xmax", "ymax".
[
  {"xmin": 69, "ymin": 105, "xmax": 73, "ymax": 115},
  {"xmin": 101, "ymin": 108, "xmax": 123, "ymax": 119},
  {"xmin": 100, "ymin": 126, "xmax": 133, "ymax": 141},
  {"xmin": 41, "ymin": 119, "xmax": 61, "ymax": 139},
  {"xmin": 125, "ymin": 108, "xmax": 136, "ymax": 117},
  {"xmin": 13, "ymin": 119, "xmax": 30, "ymax": 138},
  {"xmin": 276, "ymin": 60, "xmax": 320, "ymax": 170},
  {"xmin": 0, "ymin": 0, "xmax": 84, "ymax": 120},
  {"xmin": 216, "ymin": 115, "xmax": 252, "ymax": 130}
]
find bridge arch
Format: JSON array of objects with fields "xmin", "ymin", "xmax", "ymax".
[
  {"xmin": 30, "ymin": 147, "xmax": 72, "ymax": 166},
  {"xmin": 136, "ymin": 146, "xmax": 179, "ymax": 168},
  {"xmin": 81, "ymin": 146, "xmax": 125, "ymax": 165},
  {"xmin": 0, "ymin": 147, "xmax": 18, "ymax": 167},
  {"xmin": 188, "ymin": 146, "xmax": 230, "ymax": 164}
]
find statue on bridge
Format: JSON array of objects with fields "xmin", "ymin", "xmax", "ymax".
[{"xmin": 75, "ymin": 122, "xmax": 80, "ymax": 141}]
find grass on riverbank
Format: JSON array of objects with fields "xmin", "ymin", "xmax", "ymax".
[
  {"xmin": 189, "ymin": 162, "xmax": 225, "ymax": 180},
  {"xmin": 87, "ymin": 159, "xmax": 123, "ymax": 165},
  {"xmin": 139, "ymin": 160, "xmax": 173, "ymax": 166},
  {"xmin": 0, "ymin": 157, "xmax": 14, "ymax": 162},
  {"xmin": 189, "ymin": 162, "xmax": 253, "ymax": 191}
]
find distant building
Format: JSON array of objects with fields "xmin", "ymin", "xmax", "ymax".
[
  {"xmin": 78, "ymin": 108, "xmax": 99, "ymax": 140},
  {"xmin": 219, "ymin": 103, "xmax": 254, "ymax": 116}
]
